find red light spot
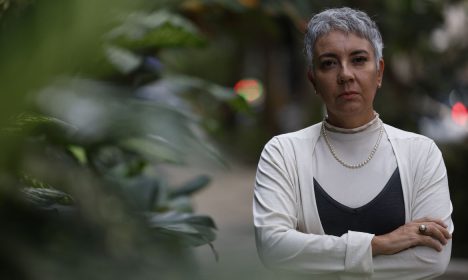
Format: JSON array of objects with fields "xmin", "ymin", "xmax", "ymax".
[
  {"xmin": 451, "ymin": 102, "xmax": 468, "ymax": 126},
  {"xmin": 234, "ymin": 79, "xmax": 263, "ymax": 104}
]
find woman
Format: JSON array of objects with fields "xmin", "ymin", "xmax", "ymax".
[{"xmin": 253, "ymin": 7, "xmax": 453, "ymax": 279}]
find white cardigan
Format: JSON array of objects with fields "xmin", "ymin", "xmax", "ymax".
[{"xmin": 253, "ymin": 122, "xmax": 454, "ymax": 280}]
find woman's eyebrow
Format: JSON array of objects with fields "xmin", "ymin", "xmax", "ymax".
[
  {"xmin": 350, "ymin": 50, "xmax": 369, "ymax": 56},
  {"xmin": 318, "ymin": 50, "xmax": 369, "ymax": 59},
  {"xmin": 317, "ymin": 52, "xmax": 338, "ymax": 59}
]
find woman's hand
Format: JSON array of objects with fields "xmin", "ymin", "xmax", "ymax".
[{"xmin": 372, "ymin": 217, "xmax": 452, "ymax": 256}]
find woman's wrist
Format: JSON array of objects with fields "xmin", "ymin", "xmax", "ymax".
[{"xmin": 371, "ymin": 235, "xmax": 384, "ymax": 256}]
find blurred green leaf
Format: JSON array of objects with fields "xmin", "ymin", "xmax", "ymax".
[
  {"xmin": 121, "ymin": 136, "xmax": 185, "ymax": 164},
  {"xmin": 147, "ymin": 211, "xmax": 216, "ymax": 228},
  {"xmin": 160, "ymin": 223, "xmax": 199, "ymax": 234},
  {"xmin": 180, "ymin": 0, "xmax": 244, "ymax": 11},
  {"xmin": 107, "ymin": 10, "xmax": 206, "ymax": 49},
  {"xmin": 68, "ymin": 145, "xmax": 87, "ymax": 165},
  {"xmin": 105, "ymin": 45, "xmax": 143, "ymax": 74},
  {"xmin": 36, "ymin": 78, "xmax": 198, "ymax": 142},
  {"xmin": 138, "ymin": 75, "xmax": 250, "ymax": 117},
  {"xmin": 3, "ymin": 113, "xmax": 75, "ymax": 135},
  {"xmin": 21, "ymin": 187, "xmax": 74, "ymax": 207},
  {"xmin": 167, "ymin": 196, "xmax": 193, "ymax": 212},
  {"xmin": 141, "ymin": 75, "xmax": 237, "ymax": 101},
  {"xmin": 148, "ymin": 211, "xmax": 217, "ymax": 247},
  {"xmin": 87, "ymin": 145, "xmax": 147, "ymax": 178},
  {"xmin": 114, "ymin": 176, "xmax": 160, "ymax": 211},
  {"xmin": 169, "ymin": 174, "xmax": 210, "ymax": 198},
  {"xmin": 20, "ymin": 173, "xmax": 54, "ymax": 189}
]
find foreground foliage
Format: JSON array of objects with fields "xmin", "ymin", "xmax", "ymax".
[{"xmin": 0, "ymin": 1, "xmax": 247, "ymax": 279}]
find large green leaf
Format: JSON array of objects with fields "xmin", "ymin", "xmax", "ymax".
[
  {"xmin": 21, "ymin": 187, "xmax": 74, "ymax": 207},
  {"xmin": 147, "ymin": 211, "xmax": 217, "ymax": 247},
  {"xmin": 107, "ymin": 10, "xmax": 206, "ymax": 49},
  {"xmin": 36, "ymin": 78, "xmax": 198, "ymax": 143},
  {"xmin": 3, "ymin": 113, "xmax": 76, "ymax": 135},
  {"xmin": 147, "ymin": 211, "xmax": 216, "ymax": 228},
  {"xmin": 120, "ymin": 136, "xmax": 185, "ymax": 164},
  {"xmin": 169, "ymin": 174, "xmax": 211, "ymax": 198},
  {"xmin": 140, "ymin": 75, "xmax": 240, "ymax": 101},
  {"xmin": 138, "ymin": 75, "xmax": 251, "ymax": 116},
  {"xmin": 35, "ymin": 78, "xmax": 227, "ymax": 165}
]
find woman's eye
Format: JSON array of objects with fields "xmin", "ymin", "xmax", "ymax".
[
  {"xmin": 320, "ymin": 60, "xmax": 337, "ymax": 69},
  {"xmin": 352, "ymin": 56, "xmax": 368, "ymax": 64}
]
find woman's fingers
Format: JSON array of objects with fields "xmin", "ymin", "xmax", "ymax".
[
  {"xmin": 413, "ymin": 217, "xmax": 447, "ymax": 228},
  {"xmin": 419, "ymin": 235, "xmax": 443, "ymax": 252},
  {"xmin": 418, "ymin": 223, "xmax": 449, "ymax": 245}
]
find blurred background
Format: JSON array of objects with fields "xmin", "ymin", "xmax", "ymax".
[{"xmin": 0, "ymin": 0, "xmax": 467, "ymax": 279}]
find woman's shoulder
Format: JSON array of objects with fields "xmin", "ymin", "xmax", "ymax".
[
  {"xmin": 383, "ymin": 123, "xmax": 438, "ymax": 153},
  {"xmin": 384, "ymin": 123, "xmax": 433, "ymax": 141},
  {"xmin": 262, "ymin": 123, "xmax": 322, "ymax": 154},
  {"xmin": 274, "ymin": 123, "xmax": 322, "ymax": 141}
]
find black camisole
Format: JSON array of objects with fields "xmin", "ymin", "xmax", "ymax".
[{"xmin": 314, "ymin": 168, "xmax": 405, "ymax": 236}]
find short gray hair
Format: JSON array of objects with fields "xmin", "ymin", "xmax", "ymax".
[{"xmin": 304, "ymin": 7, "xmax": 383, "ymax": 69}]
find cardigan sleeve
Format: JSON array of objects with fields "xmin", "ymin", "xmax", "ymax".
[
  {"xmin": 371, "ymin": 140, "xmax": 453, "ymax": 279},
  {"xmin": 253, "ymin": 137, "xmax": 374, "ymax": 276}
]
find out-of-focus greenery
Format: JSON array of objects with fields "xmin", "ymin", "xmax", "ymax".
[{"xmin": 0, "ymin": 1, "xmax": 249, "ymax": 279}]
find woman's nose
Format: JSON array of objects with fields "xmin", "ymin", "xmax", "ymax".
[{"xmin": 337, "ymin": 63, "xmax": 354, "ymax": 84}]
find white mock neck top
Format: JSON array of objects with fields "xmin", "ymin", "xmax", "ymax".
[{"xmin": 313, "ymin": 114, "xmax": 397, "ymax": 208}]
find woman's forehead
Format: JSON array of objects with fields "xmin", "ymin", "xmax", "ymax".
[{"xmin": 314, "ymin": 30, "xmax": 373, "ymax": 56}]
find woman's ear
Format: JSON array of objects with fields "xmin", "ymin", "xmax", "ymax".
[
  {"xmin": 307, "ymin": 67, "xmax": 318, "ymax": 94},
  {"xmin": 377, "ymin": 59, "xmax": 385, "ymax": 87}
]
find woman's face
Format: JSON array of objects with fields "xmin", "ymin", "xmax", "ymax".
[{"xmin": 308, "ymin": 30, "xmax": 384, "ymax": 128}]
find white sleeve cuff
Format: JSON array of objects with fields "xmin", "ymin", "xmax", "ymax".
[{"xmin": 344, "ymin": 231, "xmax": 374, "ymax": 275}]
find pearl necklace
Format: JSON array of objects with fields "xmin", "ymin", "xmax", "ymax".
[{"xmin": 321, "ymin": 120, "xmax": 384, "ymax": 169}]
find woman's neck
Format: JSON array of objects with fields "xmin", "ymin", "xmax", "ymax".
[
  {"xmin": 325, "ymin": 110, "xmax": 376, "ymax": 129},
  {"xmin": 324, "ymin": 113, "xmax": 380, "ymax": 134}
]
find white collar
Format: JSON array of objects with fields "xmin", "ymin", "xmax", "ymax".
[{"xmin": 324, "ymin": 112, "xmax": 380, "ymax": 134}]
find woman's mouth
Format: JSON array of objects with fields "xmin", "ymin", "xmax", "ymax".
[{"xmin": 339, "ymin": 91, "xmax": 359, "ymax": 100}]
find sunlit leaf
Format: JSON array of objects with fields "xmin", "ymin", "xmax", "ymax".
[{"xmin": 68, "ymin": 145, "xmax": 87, "ymax": 165}]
